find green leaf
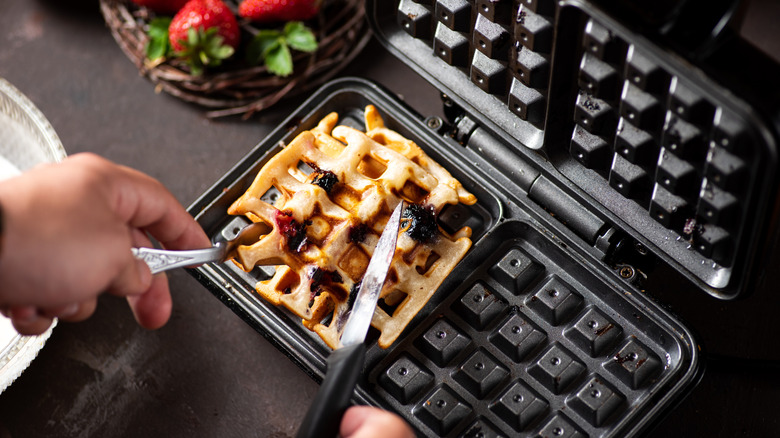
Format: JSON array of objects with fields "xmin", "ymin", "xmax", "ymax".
[
  {"xmin": 205, "ymin": 34, "xmax": 220, "ymax": 53},
  {"xmin": 265, "ymin": 41, "xmax": 293, "ymax": 77},
  {"xmin": 203, "ymin": 34, "xmax": 233, "ymax": 60},
  {"xmin": 284, "ymin": 22, "xmax": 318, "ymax": 53},
  {"xmin": 187, "ymin": 27, "xmax": 199, "ymax": 47},
  {"xmin": 146, "ymin": 38, "xmax": 168, "ymax": 62},
  {"xmin": 212, "ymin": 45, "xmax": 235, "ymax": 60},
  {"xmin": 148, "ymin": 17, "xmax": 171, "ymax": 38},
  {"xmin": 145, "ymin": 17, "xmax": 172, "ymax": 61},
  {"xmin": 246, "ymin": 30, "xmax": 283, "ymax": 65},
  {"xmin": 199, "ymin": 50, "xmax": 211, "ymax": 66},
  {"xmin": 246, "ymin": 23, "xmax": 316, "ymax": 76},
  {"xmin": 170, "ymin": 25, "xmax": 238, "ymax": 76},
  {"xmin": 189, "ymin": 57, "xmax": 204, "ymax": 76},
  {"xmin": 259, "ymin": 32, "xmax": 284, "ymax": 56}
]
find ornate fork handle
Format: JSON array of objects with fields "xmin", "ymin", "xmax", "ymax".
[{"xmin": 131, "ymin": 246, "xmax": 225, "ymax": 275}]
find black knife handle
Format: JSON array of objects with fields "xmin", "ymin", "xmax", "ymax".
[{"xmin": 296, "ymin": 343, "xmax": 366, "ymax": 438}]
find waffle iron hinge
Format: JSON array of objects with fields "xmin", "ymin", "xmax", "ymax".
[
  {"xmin": 454, "ymin": 114, "xmax": 635, "ymax": 273},
  {"xmin": 527, "ymin": 178, "xmax": 656, "ymax": 288},
  {"xmin": 526, "ymin": 176, "xmax": 609, "ymax": 253},
  {"xmin": 453, "ymin": 115, "xmax": 539, "ymax": 190}
]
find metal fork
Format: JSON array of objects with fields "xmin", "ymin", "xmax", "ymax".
[{"xmin": 132, "ymin": 221, "xmax": 269, "ymax": 275}]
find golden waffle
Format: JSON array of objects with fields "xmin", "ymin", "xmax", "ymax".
[{"xmin": 227, "ymin": 105, "xmax": 477, "ymax": 348}]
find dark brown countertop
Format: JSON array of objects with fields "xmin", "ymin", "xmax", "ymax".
[{"xmin": 0, "ymin": 0, "xmax": 778, "ymax": 436}]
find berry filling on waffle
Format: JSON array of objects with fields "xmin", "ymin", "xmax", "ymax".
[{"xmin": 227, "ymin": 105, "xmax": 477, "ymax": 348}]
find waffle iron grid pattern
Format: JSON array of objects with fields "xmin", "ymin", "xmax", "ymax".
[
  {"xmin": 569, "ymin": 18, "xmax": 755, "ymax": 268},
  {"xmin": 397, "ymin": 0, "xmax": 555, "ymax": 129},
  {"xmin": 396, "ymin": 0, "xmax": 763, "ymax": 277},
  {"xmin": 369, "ymin": 227, "xmax": 680, "ymax": 438}
]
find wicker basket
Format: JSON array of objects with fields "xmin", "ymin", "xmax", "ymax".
[{"xmin": 99, "ymin": 0, "xmax": 371, "ymax": 118}]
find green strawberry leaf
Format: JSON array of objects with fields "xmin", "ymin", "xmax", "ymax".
[
  {"xmin": 283, "ymin": 22, "xmax": 318, "ymax": 53},
  {"xmin": 203, "ymin": 30, "xmax": 234, "ymax": 60},
  {"xmin": 189, "ymin": 59, "xmax": 205, "ymax": 76},
  {"xmin": 145, "ymin": 17, "xmax": 172, "ymax": 61},
  {"xmin": 265, "ymin": 41, "xmax": 293, "ymax": 77},
  {"xmin": 199, "ymin": 50, "xmax": 211, "ymax": 67},
  {"xmin": 187, "ymin": 27, "xmax": 199, "ymax": 47},
  {"xmin": 210, "ymin": 44, "xmax": 235, "ymax": 60},
  {"xmin": 246, "ymin": 30, "xmax": 283, "ymax": 65},
  {"xmin": 172, "ymin": 26, "xmax": 236, "ymax": 76},
  {"xmin": 246, "ymin": 23, "xmax": 317, "ymax": 77}
]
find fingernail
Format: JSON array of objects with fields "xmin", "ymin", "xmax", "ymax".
[{"xmin": 59, "ymin": 303, "xmax": 79, "ymax": 318}]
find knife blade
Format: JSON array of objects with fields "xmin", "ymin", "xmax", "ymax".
[{"xmin": 295, "ymin": 201, "xmax": 404, "ymax": 438}]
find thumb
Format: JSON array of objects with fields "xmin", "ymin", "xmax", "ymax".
[
  {"xmin": 107, "ymin": 255, "xmax": 153, "ymax": 297},
  {"xmin": 340, "ymin": 406, "xmax": 415, "ymax": 438}
]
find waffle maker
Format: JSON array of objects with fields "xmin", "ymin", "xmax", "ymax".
[{"xmin": 187, "ymin": 1, "xmax": 780, "ymax": 436}]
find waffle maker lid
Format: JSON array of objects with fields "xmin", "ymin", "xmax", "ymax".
[{"xmin": 367, "ymin": 0, "xmax": 780, "ymax": 300}]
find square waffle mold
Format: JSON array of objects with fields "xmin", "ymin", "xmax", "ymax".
[{"xmin": 188, "ymin": 78, "xmax": 701, "ymax": 437}]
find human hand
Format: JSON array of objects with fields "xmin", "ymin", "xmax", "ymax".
[
  {"xmin": 0, "ymin": 153, "xmax": 210, "ymax": 335},
  {"xmin": 340, "ymin": 406, "xmax": 415, "ymax": 438}
]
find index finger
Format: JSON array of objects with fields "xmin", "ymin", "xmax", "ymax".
[{"xmin": 109, "ymin": 163, "xmax": 211, "ymax": 250}]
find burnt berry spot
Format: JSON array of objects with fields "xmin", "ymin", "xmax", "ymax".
[
  {"xmin": 516, "ymin": 9, "xmax": 526, "ymax": 24},
  {"xmin": 582, "ymin": 95, "xmax": 601, "ymax": 111},
  {"xmin": 348, "ymin": 223, "xmax": 369, "ymax": 243},
  {"xmin": 402, "ymin": 203, "xmax": 438, "ymax": 243},
  {"xmin": 311, "ymin": 169, "xmax": 339, "ymax": 193},
  {"xmin": 309, "ymin": 266, "xmax": 346, "ymax": 299},
  {"xmin": 288, "ymin": 224, "xmax": 309, "ymax": 252},
  {"xmin": 274, "ymin": 210, "xmax": 309, "ymax": 252},
  {"xmin": 310, "ymin": 266, "xmax": 325, "ymax": 288},
  {"xmin": 275, "ymin": 210, "xmax": 295, "ymax": 233},
  {"xmin": 683, "ymin": 217, "xmax": 704, "ymax": 238}
]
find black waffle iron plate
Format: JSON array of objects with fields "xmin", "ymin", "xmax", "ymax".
[{"xmin": 188, "ymin": 1, "xmax": 780, "ymax": 437}]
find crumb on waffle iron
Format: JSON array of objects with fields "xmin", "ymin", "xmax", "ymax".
[{"xmin": 227, "ymin": 105, "xmax": 477, "ymax": 348}]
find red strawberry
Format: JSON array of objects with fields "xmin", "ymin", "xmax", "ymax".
[
  {"xmin": 170, "ymin": 0, "xmax": 240, "ymax": 51},
  {"xmin": 168, "ymin": 0, "xmax": 240, "ymax": 75},
  {"xmin": 131, "ymin": 0, "xmax": 189, "ymax": 14},
  {"xmin": 238, "ymin": 0, "xmax": 322, "ymax": 23}
]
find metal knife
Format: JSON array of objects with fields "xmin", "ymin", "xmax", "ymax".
[{"xmin": 295, "ymin": 201, "xmax": 404, "ymax": 438}]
